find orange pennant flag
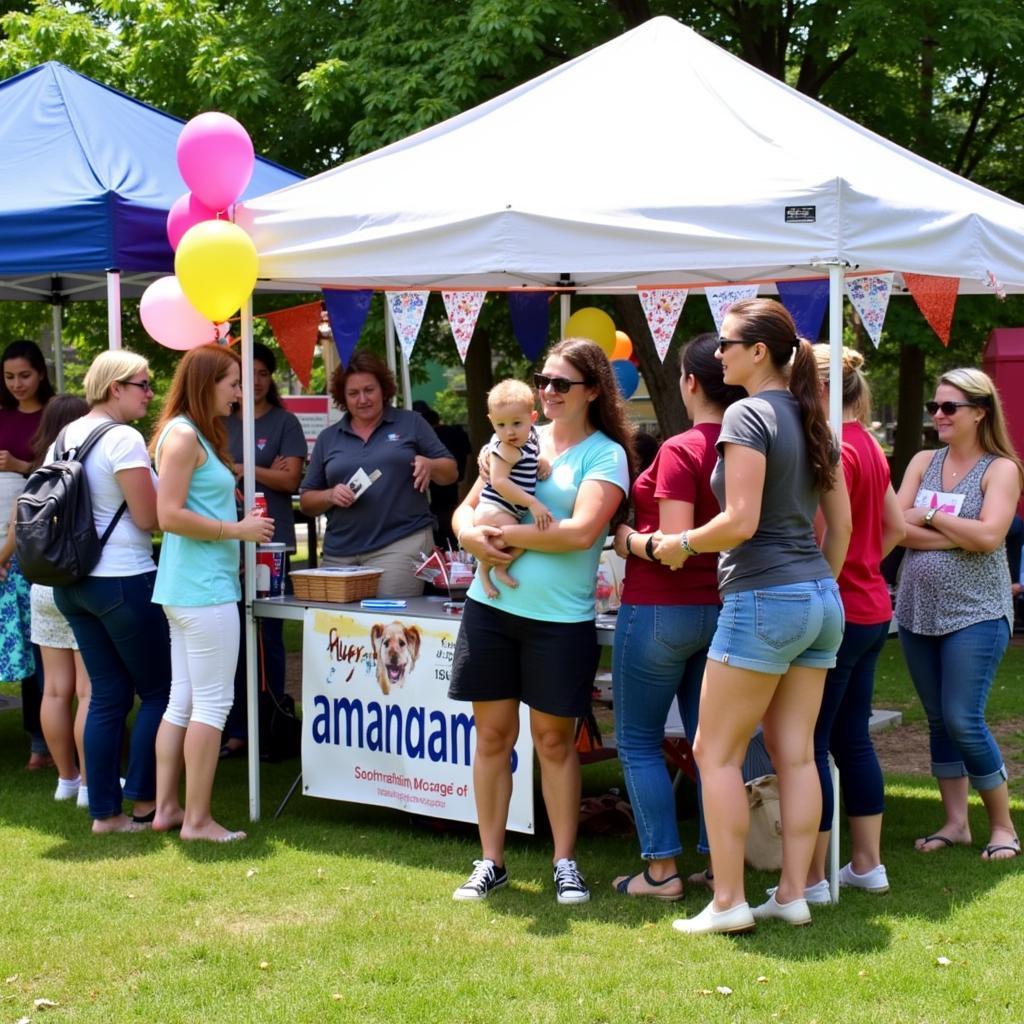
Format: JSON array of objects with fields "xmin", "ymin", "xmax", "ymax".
[
  {"xmin": 260, "ymin": 301, "xmax": 321, "ymax": 387},
  {"xmin": 903, "ymin": 273, "xmax": 959, "ymax": 347}
]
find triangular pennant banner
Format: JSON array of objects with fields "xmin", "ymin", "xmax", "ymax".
[
  {"xmin": 903, "ymin": 273, "xmax": 960, "ymax": 347},
  {"xmin": 387, "ymin": 291, "xmax": 430, "ymax": 361},
  {"xmin": 508, "ymin": 292, "xmax": 550, "ymax": 362},
  {"xmin": 260, "ymin": 301, "xmax": 320, "ymax": 388},
  {"xmin": 776, "ymin": 280, "xmax": 829, "ymax": 341},
  {"xmin": 706, "ymin": 285, "xmax": 759, "ymax": 333},
  {"xmin": 322, "ymin": 289, "xmax": 373, "ymax": 366},
  {"xmin": 442, "ymin": 291, "xmax": 486, "ymax": 362},
  {"xmin": 637, "ymin": 288, "xmax": 688, "ymax": 362},
  {"xmin": 845, "ymin": 274, "xmax": 893, "ymax": 347}
]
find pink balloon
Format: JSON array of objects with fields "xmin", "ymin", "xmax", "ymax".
[
  {"xmin": 139, "ymin": 276, "xmax": 222, "ymax": 351},
  {"xmin": 166, "ymin": 192, "xmax": 218, "ymax": 251},
  {"xmin": 176, "ymin": 112, "xmax": 255, "ymax": 212}
]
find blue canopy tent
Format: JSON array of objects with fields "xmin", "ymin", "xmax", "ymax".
[{"xmin": 0, "ymin": 61, "xmax": 302, "ymax": 382}]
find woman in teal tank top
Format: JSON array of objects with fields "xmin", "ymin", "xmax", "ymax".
[{"xmin": 149, "ymin": 345, "xmax": 274, "ymax": 842}]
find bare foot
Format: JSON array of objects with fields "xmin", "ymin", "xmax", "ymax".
[
  {"xmin": 688, "ymin": 866, "xmax": 714, "ymax": 890},
  {"xmin": 179, "ymin": 821, "xmax": 247, "ymax": 843},
  {"xmin": 981, "ymin": 829, "xmax": 1020, "ymax": 861},
  {"xmin": 92, "ymin": 813, "xmax": 144, "ymax": 835},
  {"xmin": 915, "ymin": 825, "xmax": 971, "ymax": 852},
  {"xmin": 479, "ymin": 567, "xmax": 499, "ymax": 599},
  {"xmin": 153, "ymin": 808, "xmax": 185, "ymax": 832},
  {"xmin": 493, "ymin": 566, "xmax": 519, "ymax": 590}
]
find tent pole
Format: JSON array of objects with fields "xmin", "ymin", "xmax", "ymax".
[
  {"xmin": 106, "ymin": 269, "xmax": 122, "ymax": 350},
  {"xmin": 828, "ymin": 263, "xmax": 844, "ymax": 433},
  {"xmin": 51, "ymin": 303, "xmax": 64, "ymax": 391},
  {"xmin": 384, "ymin": 301, "xmax": 397, "ymax": 378},
  {"xmin": 559, "ymin": 294, "xmax": 571, "ymax": 338},
  {"xmin": 241, "ymin": 297, "xmax": 261, "ymax": 822}
]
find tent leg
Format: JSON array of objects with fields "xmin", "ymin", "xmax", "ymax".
[
  {"xmin": 52, "ymin": 303, "xmax": 64, "ymax": 391},
  {"xmin": 106, "ymin": 269, "xmax": 122, "ymax": 350},
  {"xmin": 384, "ymin": 299, "xmax": 397, "ymax": 377},
  {"xmin": 828, "ymin": 263, "xmax": 844, "ymax": 432},
  {"xmin": 559, "ymin": 294, "xmax": 571, "ymax": 338}
]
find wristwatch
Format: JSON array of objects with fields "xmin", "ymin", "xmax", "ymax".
[{"xmin": 923, "ymin": 508, "xmax": 938, "ymax": 526}]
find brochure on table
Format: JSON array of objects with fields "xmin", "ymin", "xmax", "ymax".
[{"xmin": 301, "ymin": 606, "xmax": 535, "ymax": 832}]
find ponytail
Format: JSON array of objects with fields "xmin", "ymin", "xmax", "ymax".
[{"xmin": 790, "ymin": 340, "xmax": 836, "ymax": 493}]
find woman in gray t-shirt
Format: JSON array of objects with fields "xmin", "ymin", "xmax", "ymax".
[{"xmin": 657, "ymin": 299, "xmax": 851, "ymax": 936}]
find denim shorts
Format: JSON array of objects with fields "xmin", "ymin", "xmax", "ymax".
[{"xmin": 708, "ymin": 578, "xmax": 845, "ymax": 675}]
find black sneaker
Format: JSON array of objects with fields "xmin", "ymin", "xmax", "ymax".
[
  {"xmin": 553, "ymin": 858, "xmax": 590, "ymax": 904},
  {"xmin": 452, "ymin": 859, "xmax": 508, "ymax": 901}
]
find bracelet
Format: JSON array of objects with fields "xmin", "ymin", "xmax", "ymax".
[
  {"xmin": 645, "ymin": 535, "xmax": 658, "ymax": 562},
  {"xmin": 679, "ymin": 530, "xmax": 698, "ymax": 556},
  {"xmin": 216, "ymin": 520, "xmax": 224, "ymax": 541},
  {"xmin": 624, "ymin": 530, "xmax": 638, "ymax": 556}
]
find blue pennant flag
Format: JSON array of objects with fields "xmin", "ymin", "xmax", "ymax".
[
  {"xmin": 323, "ymin": 289, "xmax": 373, "ymax": 366},
  {"xmin": 508, "ymin": 292, "xmax": 550, "ymax": 362},
  {"xmin": 776, "ymin": 280, "xmax": 829, "ymax": 341}
]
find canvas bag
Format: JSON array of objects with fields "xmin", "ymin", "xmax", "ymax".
[
  {"xmin": 15, "ymin": 421, "xmax": 127, "ymax": 587},
  {"xmin": 744, "ymin": 773, "xmax": 783, "ymax": 871}
]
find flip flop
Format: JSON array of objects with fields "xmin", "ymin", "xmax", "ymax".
[
  {"xmin": 981, "ymin": 838, "xmax": 1021, "ymax": 861},
  {"xmin": 613, "ymin": 867, "xmax": 684, "ymax": 902},
  {"xmin": 131, "ymin": 809, "xmax": 156, "ymax": 825},
  {"xmin": 688, "ymin": 867, "xmax": 714, "ymax": 889}
]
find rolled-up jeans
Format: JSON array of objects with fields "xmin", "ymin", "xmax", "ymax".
[
  {"xmin": 54, "ymin": 572, "xmax": 171, "ymax": 819},
  {"xmin": 898, "ymin": 617, "xmax": 1009, "ymax": 791}
]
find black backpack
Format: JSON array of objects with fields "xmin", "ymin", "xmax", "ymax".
[{"xmin": 15, "ymin": 421, "xmax": 128, "ymax": 587}]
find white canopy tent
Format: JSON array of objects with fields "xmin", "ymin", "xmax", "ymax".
[{"xmin": 237, "ymin": 16, "xmax": 1024, "ymax": 845}]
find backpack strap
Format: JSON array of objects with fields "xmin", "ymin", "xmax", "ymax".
[{"xmin": 56, "ymin": 420, "xmax": 130, "ymax": 546}]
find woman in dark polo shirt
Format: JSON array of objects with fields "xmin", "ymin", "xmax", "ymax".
[{"xmin": 299, "ymin": 352, "xmax": 456, "ymax": 597}]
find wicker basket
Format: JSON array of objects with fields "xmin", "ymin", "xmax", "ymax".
[{"xmin": 290, "ymin": 567, "xmax": 382, "ymax": 603}]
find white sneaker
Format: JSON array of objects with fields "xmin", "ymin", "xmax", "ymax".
[
  {"xmin": 766, "ymin": 879, "xmax": 831, "ymax": 906},
  {"xmin": 839, "ymin": 862, "xmax": 889, "ymax": 894},
  {"xmin": 751, "ymin": 892, "xmax": 812, "ymax": 926},
  {"xmin": 672, "ymin": 900, "xmax": 755, "ymax": 935},
  {"xmin": 54, "ymin": 775, "xmax": 81, "ymax": 801},
  {"xmin": 76, "ymin": 785, "xmax": 89, "ymax": 809}
]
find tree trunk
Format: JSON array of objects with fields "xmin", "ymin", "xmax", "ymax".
[
  {"xmin": 612, "ymin": 295, "xmax": 686, "ymax": 438},
  {"xmin": 462, "ymin": 329, "xmax": 494, "ymax": 488},
  {"xmin": 891, "ymin": 342, "xmax": 925, "ymax": 487}
]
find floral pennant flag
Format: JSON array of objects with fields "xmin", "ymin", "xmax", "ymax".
[
  {"xmin": 637, "ymin": 289, "xmax": 688, "ymax": 362},
  {"xmin": 260, "ymin": 300, "xmax": 320, "ymax": 388},
  {"xmin": 845, "ymin": 274, "xmax": 893, "ymax": 347},
  {"xmin": 387, "ymin": 291, "xmax": 430, "ymax": 361},
  {"xmin": 442, "ymin": 291, "xmax": 487, "ymax": 362},
  {"xmin": 903, "ymin": 273, "xmax": 959, "ymax": 347},
  {"xmin": 706, "ymin": 285, "xmax": 758, "ymax": 333}
]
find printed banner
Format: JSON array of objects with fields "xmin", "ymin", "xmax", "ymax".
[
  {"xmin": 637, "ymin": 288, "xmax": 688, "ymax": 362},
  {"xmin": 260, "ymin": 301, "xmax": 320, "ymax": 388},
  {"xmin": 706, "ymin": 285, "xmax": 758, "ymax": 333},
  {"xmin": 301, "ymin": 607, "xmax": 535, "ymax": 832},
  {"xmin": 323, "ymin": 289, "xmax": 374, "ymax": 366},
  {"xmin": 903, "ymin": 272, "xmax": 959, "ymax": 347},
  {"xmin": 442, "ymin": 291, "xmax": 487, "ymax": 362},
  {"xmin": 387, "ymin": 291, "xmax": 430, "ymax": 361},
  {"xmin": 845, "ymin": 273, "xmax": 893, "ymax": 347},
  {"xmin": 508, "ymin": 292, "xmax": 550, "ymax": 362},
  {"xmin": 776, "ymin": 280, "xmax": 829, "ymax": 342}
]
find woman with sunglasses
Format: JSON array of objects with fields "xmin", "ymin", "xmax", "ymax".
[
  {"xmin": 895, "ymin": 368, "xmax": 1022, "ymax": 861},
  {"xmin": 449, "ymin": 340, "xmax": 632, "ymax": 905},
  {"xmin": 609, "ymin": 333, "xmax": 745, "ymax": 901},
  {"xmin": 656, "ymin": 299, "xmax": 851, "ymax": 935}
]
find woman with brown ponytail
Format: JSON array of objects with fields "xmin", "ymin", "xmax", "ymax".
[{"xmin": 657, "ymin": 298, "xmax": 851, "ymax": 935}]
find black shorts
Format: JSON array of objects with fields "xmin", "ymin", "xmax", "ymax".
[{"xmin": 448, "ymin": 598, "xmax": 598, "ymax": 718}]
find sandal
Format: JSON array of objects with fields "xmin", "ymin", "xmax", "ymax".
[
  {"xmin": 688, "ymin": 867, "xmax": 714, "ymax": 890},
  {"xmin": 981, "ymin": 837, "xmax": 1020, "ymax": 861},
  {"xmin": 612, "ymin": 867, "xmax": 684, "ymax": 902},
  {"xmin": 914, "ymin": 833, "xmax": 962, "ymax": 852}
]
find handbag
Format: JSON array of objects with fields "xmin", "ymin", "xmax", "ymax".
[{"xmin": 744, "ymin": 773, "xmax": 783, "ymax": 871}]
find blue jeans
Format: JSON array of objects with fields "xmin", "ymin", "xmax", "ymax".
[
  {"xmin": 898, "ymin": 618, "xmax": 1009, "ymax": 791},
  {"xmin": 612, "ymin": 602, "xmax": 718, "ymax": 859},
  {"xmin": 814, "ymin": 620, "xmax": 889, "ymax": 830},
  {"xmin": 54, "ymin": 573, "xmax": 171, "ymax": 819}
]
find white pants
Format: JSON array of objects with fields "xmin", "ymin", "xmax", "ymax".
[{"xmin": 163, "ymin": 603, "xmax": 239, "ymax": 730}]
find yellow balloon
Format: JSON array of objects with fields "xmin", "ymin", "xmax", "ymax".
[
  {"xmin": 175, "ymin": 219, "xmax": 259, "ymax": 322},
  {"xmin": 611, "ymin": 330, "xmax": 633, "ymax": 361},
  {"xmin": 565, "ymin": 307, "xmax": 616, "ymax": 355}
]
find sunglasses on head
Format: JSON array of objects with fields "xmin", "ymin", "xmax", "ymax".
[
  {"xmin": 533, "ymin": 373, "xmax": 587, "ymax": 394},
  {"xmin": 717, "ymin": 336, "xmax": 757, "ymax": 353},
  {"xmin": 925, "ymin": 401, "xmax": 979, "ymax": 416}
]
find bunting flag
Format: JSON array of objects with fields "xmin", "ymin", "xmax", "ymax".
[
  {"xmin": 706, "ymin": 285, "xmax": 758, "ymax": 332},
  {"xmin": 260, "ymin": 301, "xmax": 320, "ymax": 388},
  {"xmin": 387, "ymin": 291, "xmax": 430, "ymax": 361},
  {"xmin": 442, "ymin": 290, "xmax": 487, "ymax": 362},
  {"xmin": 508, "ymin": 292, "xmax": 550, "ymax": 361},
  {"xmin": 322, "ymin": 289, "xmax": 373, "ymax": 366},
  {"xmin": 845, "ymin": 273, "xmax": 893, "ymax": 347},
  {"xmin": 903, "ymin": 273, "xmax": 959, "ymax": 347},
  {"xmin": 984, "ymin": 269, "xmax": 1007, "ymax": 301},
  {"xmin": 637, "ymin": 288, "xmax": 688, "ymax": 362},
  {"xmin": 776, "ymin": 280, "xmax": 829, "ymax": 341}
]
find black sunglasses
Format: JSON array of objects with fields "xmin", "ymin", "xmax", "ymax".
[
  {"xmin": 533, "ymin": 373, "xmax": 587, "ymax": 394},
  {"xmin": 121, "ymin": 379, "xmax": 154, "ymax": 393},
  {"xmin": 717, "ymin": 336, "xmax": 757, "ymax": 353},
  {"xmin": 925, "ymin": 401, "xmax": 979, "ymax": 416}
]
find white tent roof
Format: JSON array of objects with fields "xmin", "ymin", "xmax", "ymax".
[{"xmin": 245, "ymin": 16, "xmax": 1024, "ymax": 295}]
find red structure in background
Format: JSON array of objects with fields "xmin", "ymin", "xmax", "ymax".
[{"xmin": 983, "ymin": 327, "xmax": 1024, "ymax": 514}]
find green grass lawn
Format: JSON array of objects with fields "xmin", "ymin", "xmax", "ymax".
[{"xmin": 2, "ymin": 647, "xmax": 1023, "ymax": 1023}]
